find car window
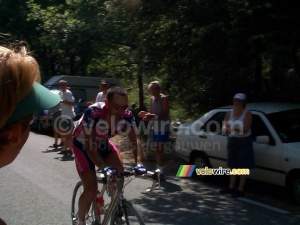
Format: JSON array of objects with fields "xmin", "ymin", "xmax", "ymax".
[
  {"xmin": 267, "ymin": 109, "xmax": 300, "ymax": 143},
  {"xmin": 202, "ymin": 111, "xmax": 226, "ymax": 134},
  {"xmin": 70, "ymin": 89, "xmax": 87, "ymax": 103},
  {"xmin": 251, "ymin": 114, "xmax": 275, "ymax": 144}
]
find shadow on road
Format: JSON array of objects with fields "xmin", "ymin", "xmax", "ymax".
[
  {"xmin": 54, "ymin": 154, "xmax": 75, "ymax": 161},
  {"xmin": 42, "ymin": 147, "xmax": 63, "ymax": 153},
  {"xmin": 130, "ymin": 176, "xmax": 300, "ymax": 225}
]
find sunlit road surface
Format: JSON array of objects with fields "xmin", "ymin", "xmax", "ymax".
[{"xmin": 1, "ymin": 132, "xmax": 300, "ymax": 225}]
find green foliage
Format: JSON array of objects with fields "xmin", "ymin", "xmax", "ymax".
[{"xmin": 2, "ymin": 0, "xmax": 300, "ymax": 119}]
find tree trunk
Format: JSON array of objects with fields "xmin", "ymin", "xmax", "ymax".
[
  {"xmin": 137, "ymin": 67, "xmax": 145, "ymax": 110},
  {"xmin": 253, "ymin": 56, "xmax": 262, "ymax": 100},
  {"xmin": 70, "ymin": 52, "xmax": 75, "ymax": 75},
  {"xmin": 292, "ymin": 51, "xmax": 300, "ymax": 78}
]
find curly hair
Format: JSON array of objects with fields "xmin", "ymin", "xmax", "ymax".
[{"xmin": 0, "ymin": 45, "xmax": 41, "ymax": 129}]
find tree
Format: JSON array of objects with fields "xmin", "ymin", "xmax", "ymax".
[{"xmin": 3, "ymin": 0, "xmax": 300, "ymax": 120}]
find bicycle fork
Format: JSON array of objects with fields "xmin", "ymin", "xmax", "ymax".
[{"xmin": 100, "ymin": 178, "xmax": 123, "ymax": 225}]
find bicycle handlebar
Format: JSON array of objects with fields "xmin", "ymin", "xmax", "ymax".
[
  {"xmin": 97, "ymin": 166, "xmax": 162, "ymax": 192},
  {"xmin": 98, "ymin": 165, "xmax": 160, "ymax": 177}
]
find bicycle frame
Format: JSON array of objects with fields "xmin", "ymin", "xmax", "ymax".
[
  {"xmin": 95, "ymin": 169, "xmax": 161, "ymax": 225},
  {"xmin": 97, "ymin": 173, "xmax": 122, "ymax": 225}
]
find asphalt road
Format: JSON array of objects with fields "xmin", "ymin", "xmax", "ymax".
[{"xmin": 1, "ymin": 132, "xmax": 300, "ymax": 225}]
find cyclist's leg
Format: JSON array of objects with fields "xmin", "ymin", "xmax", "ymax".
[
  {"xmin": 104, "ymin": 140, "xmax": 124, "ymax": 175},
  {"xmin": 77, "ymin": 171, "xmax": 98, "ymax": 222},
  {"xmin": 73, "ymin": 140, "xmax": 98, "ymax": 223},
  {"xmin": 99, "ymin": 142, "xmax": 124, "ymax": 224}
]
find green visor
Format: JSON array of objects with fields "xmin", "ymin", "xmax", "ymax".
[{"xmin": 5, "ymin": 82, "xmax": 61, "ymax": 126}]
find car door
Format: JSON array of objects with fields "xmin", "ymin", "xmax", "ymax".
[
  {"xmin": 250, "ymin": 112, "xmax": 284, "ymax": 185},
  {"xmin": 196, "ymin": 110, "xmax": 228, "ymax": 168}
]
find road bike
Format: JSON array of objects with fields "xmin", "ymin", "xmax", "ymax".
[{"xmin": 71, "ymin": 165, "xmax": 162, "ymax": 225}]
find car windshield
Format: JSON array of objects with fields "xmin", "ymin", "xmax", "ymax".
[{"xmin": 267, "ymin": 109, "xmax": 300, "ymax": 143}]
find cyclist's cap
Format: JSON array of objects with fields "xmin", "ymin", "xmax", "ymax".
[
  {"xmin": 233, "ymin": 93, "xmax": 246, "ymax": 100},
  {"xmin": 5, "ymin": 82, "xmax": 61, "ymax": 126}
]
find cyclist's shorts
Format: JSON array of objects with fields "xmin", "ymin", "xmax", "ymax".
[{"xmin": 73, "ymin": 138, "xmax": 119, "ymax": 173}]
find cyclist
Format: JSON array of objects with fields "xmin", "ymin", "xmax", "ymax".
[{"xmin": 72, "ymin": 86, "xmax": 144, "ymax": 225}]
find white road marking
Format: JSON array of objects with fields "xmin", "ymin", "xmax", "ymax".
[{"xmin": 237, "ymin": 197, "xmax": 290, "ymax": 214}]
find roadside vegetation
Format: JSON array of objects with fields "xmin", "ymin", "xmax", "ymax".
[{"xmin": 1, "ymin": 0, "xmax": 300, "ymax": 122}]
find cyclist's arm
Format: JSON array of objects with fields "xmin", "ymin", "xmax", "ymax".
[
  {"xmin": 127, "ymin": 126, "xmax": 143, "ymax": 165},
  {"xmin": 83, "ymin": 129, "xmax": 106, "ymax": 169}
]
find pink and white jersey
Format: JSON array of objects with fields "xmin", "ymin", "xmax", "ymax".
[{"xmin": 73, "ymin": 102, "xmax": 135, "ymax": 148}]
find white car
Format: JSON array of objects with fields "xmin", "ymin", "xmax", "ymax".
[{"xmin": 174, "ymin": 103, "xmax": 300, "ymax": 203}]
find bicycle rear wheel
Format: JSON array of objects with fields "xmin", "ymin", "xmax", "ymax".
[
  {"xmin": 111, "ymin": 200, "xmax": 145, "ymax": 225},
  {"xmin": 71, "ymin": 181, "xmax": 96, "ymax": 225}
]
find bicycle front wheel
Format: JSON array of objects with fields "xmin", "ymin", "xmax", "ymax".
[
  {"xmin": 111, "ymin": 200, "xmax": 146, "ymax": 225},
  {"xmin": 71, "ymin": 181, "xmax": 96, "ymax": 225}
]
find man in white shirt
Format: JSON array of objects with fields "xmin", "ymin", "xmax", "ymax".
[
  {"xmin": 58, "ymin": 80, "xmax": 75, "ymax": 154},
  {"xmin": 95, "ymin": 80, "xmax": 109, "ymax": 102}
]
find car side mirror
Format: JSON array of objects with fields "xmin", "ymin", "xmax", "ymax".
[
  {"xmin": 199, "ymin": 125, "xmax": 204, "ymax": 131},
  {"xmin": 256, "ymin": 135, "xmax": 270, "ymax": 144}
]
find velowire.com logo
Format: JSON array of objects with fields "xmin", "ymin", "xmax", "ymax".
[
  {"xmin": 176, "ymin": 165, "xmax": 196, "ymax": 177},
  {"xmin": 176, "ymin": 165, "xmax": 250, "ymax": 177}
]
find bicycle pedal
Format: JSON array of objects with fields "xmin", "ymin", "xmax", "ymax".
[
  {"xmin": 91, "ymin": 222, "xmax": 101, "ymax": 225},
  {"xmin": 112, "ymin": 216, "xmax": 126, "ymax": 224}
]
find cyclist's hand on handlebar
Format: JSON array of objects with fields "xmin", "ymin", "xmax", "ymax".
[
  {"xmin": 103, "ymin": 166, "xmax": 118, "ymax": 175},
  {"xmin": 132, "ymin": 164, "xmax": 147, "ymax": 176}
]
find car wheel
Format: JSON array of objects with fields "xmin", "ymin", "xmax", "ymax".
[
  {"xmin": 292, "ymin": 176, "xmax": 300, "ymax": 205},
  {"xmin": 190, "ymin": 152, "xmax": 211, "ymax": 180}
]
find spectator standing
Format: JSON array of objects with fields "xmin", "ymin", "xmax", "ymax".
[
  {"xmin": 130, "ymin": 103, "xmax": 140, "ymax": 127},
  {"xmin": 138, "ymin": 81, "xmax": 170, "ymax": 179},
  {"xmin": 46, "ymin": 90, "xmax": 64, "ymax": 148},
  {"xmin": 0, "ymin": 44, "xmax": 60, "ymax": 225},
  {"xmin": 95, "ymin": 79, "xmax": 109, "ymax": 102},
  {"xmin": 58, "ymin": 80, "xmax": 76, "ymax": 155},
  {"xmin": 220, "ymin": 93, "xmax": 254, "ymax": 197}
]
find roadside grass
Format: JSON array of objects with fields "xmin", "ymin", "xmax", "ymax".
[{"xmin": 112, "ymin": 134, "xmax": 184, "ymax": 175}]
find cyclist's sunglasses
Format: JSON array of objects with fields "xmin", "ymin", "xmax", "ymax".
[{"xmin": 112, "ymin": 103, "xmax": 128, "ymax": 111}]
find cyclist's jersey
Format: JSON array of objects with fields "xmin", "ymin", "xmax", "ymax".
[
  {"xmin": 72, "ymin": 102, "xmax": 135, "ymax": 173},
  {"xmin": 73, "ymin": 102, "xmax": 135, "ymax": 142}
]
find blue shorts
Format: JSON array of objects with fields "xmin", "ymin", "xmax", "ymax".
[
  {"xmin": 151, "ymin": 130, "xmax": 170, "ymax": 143},
  {"xmin": 227, "ymin": 136, "xmax": 255, "ymax": 169}
]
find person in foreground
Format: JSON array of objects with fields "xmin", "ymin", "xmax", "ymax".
[
  {"xmin": 0, "ymin": 45, "xmax": 60, "ymax": 225},
  {"xmin": 72, "ymin": 86, "xmax": 144, "ymax": 225},
  {"xmin": 220, "ymin": 93, "xmax": 254, "ymax": 198}
]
